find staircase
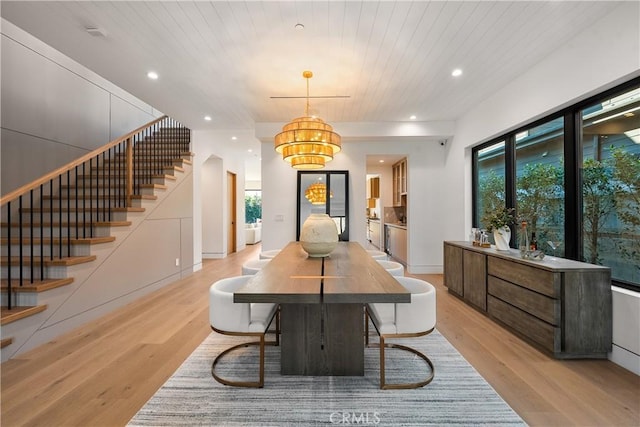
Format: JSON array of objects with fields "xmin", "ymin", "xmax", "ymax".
[{"xmin": 1, "ymin": 116, "xmax": 191, "ymax": 357}]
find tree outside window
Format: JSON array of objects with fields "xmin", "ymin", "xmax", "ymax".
[
  {"xmin": 582, "ymin": 87, "xmax": 640, "ymax": 285},
  {"xmin": 245, "ymin": 190, "xmax": 262, "ymax": 224}
]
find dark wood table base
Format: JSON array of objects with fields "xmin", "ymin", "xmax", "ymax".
[{"xmin": 280, "ymin": 303, "xmax": 364, "ymax": 375}]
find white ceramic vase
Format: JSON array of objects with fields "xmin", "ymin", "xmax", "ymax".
[
  {"xmin": 300, "ymin": 213, "xmax": 339, "ymax": 257},
  {"xmin": 493, "ymin": 226, "xmax": 511, "ymax": 251}
]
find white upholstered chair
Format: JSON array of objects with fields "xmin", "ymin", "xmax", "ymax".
[
  {"xmin": 366, "ymin": 249, "xmax": 388, "ymax": 260},
  {"xmin": 365, "ymin": 276, "xmax": 436, "ymax": 389},
  {"xmin": 242, "ymin": 258, "xmax": 271, "ymax": 275},
  {"xmin": 209, "ymin": 275, "xmax": 280, "ymax": 388},
  {"xmin": 377, "ymin": 260, "xmax": 404, "ymax": 276},
  {"xmin": 259, "ymin": 249, "xmax": 281, "ymax": 260}
]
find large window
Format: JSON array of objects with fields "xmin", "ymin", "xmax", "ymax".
[
  {"xmin": 515, "ymin": 118, "xmax": 565, "ymax": 257},
  {"xmin": 475, "ymin": 141, "xmax": 506, "ymax": 237},
  {"xmin": 472, "ymin": 78, "xmax": 640, "ymax": 291},
  {"xmin": 581, "ymin": 88, "xmax": 640, "ymax": 285}
]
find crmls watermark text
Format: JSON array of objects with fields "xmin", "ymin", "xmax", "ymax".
[{"xmin": 329, "ymin": 411, "xmax": 381, "ymax": 425}]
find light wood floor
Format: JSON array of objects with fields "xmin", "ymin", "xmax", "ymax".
[{"xmin": 1, "ymin": 244, "xmax": 638, "ymax": 426}]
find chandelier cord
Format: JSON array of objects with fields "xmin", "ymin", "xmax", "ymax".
[{"xmin": 305, "ymin": 74, "xmax": 310, "ymax": 116}]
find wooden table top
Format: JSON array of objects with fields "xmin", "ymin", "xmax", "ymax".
[{"xmin": 234, "ymin": 241, "xmax": 410, "ymax": 304}]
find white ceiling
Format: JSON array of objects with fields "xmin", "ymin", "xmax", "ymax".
[{"xmin": 1, "ymin": 1, "xmax": 622, "ymax": 179}]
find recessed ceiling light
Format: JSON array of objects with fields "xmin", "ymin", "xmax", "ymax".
[
  {"xmin": 295, "ymin": 23, "xmax": 304, "ymax": 30},
  {"xmin": 409, "ymin": 115, "xmax": 417, "ymax": 120},
  {"xmin": 204, "ymin": 116, "xmax": 212, "ymax": 121},
  {"xmin": 231, "ymin": 136, "xmax": 237, "ymax": 140},
  {"xmin": 379, "ymin": 160, "xmax": 385, "ymax": 163},
  {"xmin": 452, "ymin": 68, "xmax": 463, "ymax": 77},
  {"xmin": 147, "ymin": 71, "xmax": 158, "ymax": 80},
  {"xmin": 248, "ymin": 149, "xmax": 253, "ymax": 153}
]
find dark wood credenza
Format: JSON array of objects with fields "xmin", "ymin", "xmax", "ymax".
[{"xmin": 443, "ymin": 241, "xmax": 612, "ymax": 358}]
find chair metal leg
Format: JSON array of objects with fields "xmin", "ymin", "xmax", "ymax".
[
  {"xmin": 210, "ymin": 308, "xmax": 279, "ymax": 388},
  {"xmin": 258, "ymin": 333, "xmax": 265, "ymax": 386},
  {"xmin": 274, "ymin": 308, "xmax": 280, "ymax": 346},
  {"xmin": 365, "ymin": 308, "xmax": 370, "ymax": 346},
  {"xmin": 378, "ymin": 336, "xmax": 435, "ymax": 390},
  {"xmin": 380, "ymin": 335, "xmax": 386, "ymax": 388},
  {"xmin": 211, "ymin": 337, "xmax": 265, "ymax": 388}
]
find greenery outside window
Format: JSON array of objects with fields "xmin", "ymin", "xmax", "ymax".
[
  {"xmin": 475, "ymin": 141, "xmax": 506, "ymax": 244},
  {"xmin": 581, "ymin": 87, "xmax": 640, "ymax": 285},
  {"xmin": 245, "ymin": 190, "xmax": 262, "ymax": 224},
  {"xmin": 515, "ymin": 117, "xmax": 565, "ymax": 256}
]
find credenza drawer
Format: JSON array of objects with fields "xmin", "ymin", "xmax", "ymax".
[
  {"xmin": 488, "ymin": 295, "xmax": 560, "ymax": 353},
  {"xmin": 488, "ymin": 276, "xmax": 559, "ymax": 325},
  {"xmin": 487, "ymin": 256, "xmax": 560, "ymax": 298}
]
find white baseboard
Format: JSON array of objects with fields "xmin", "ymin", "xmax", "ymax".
[{"xmin": 609, "ymin": 344, "xmax": 640, "ymax": 376}]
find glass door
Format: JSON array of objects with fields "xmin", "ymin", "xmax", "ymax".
[{"xmin": 296, "ymin": 171, "xmax": 349, "ymax": 241}]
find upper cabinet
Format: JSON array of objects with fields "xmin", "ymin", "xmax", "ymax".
[
  {"xmin": 392, "ymin": 158, "xmax": 407, "ymax": 207},
  {"xmin": 367, "ymin": 177, "xmax": 380, "ymax": 199}
]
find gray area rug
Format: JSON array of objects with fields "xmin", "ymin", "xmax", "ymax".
[{"xmin": 129, "ymin": 328, "xmax": 526, "ymax": 426}]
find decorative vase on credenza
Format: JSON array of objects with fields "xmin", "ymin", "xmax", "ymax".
[{"xmin": 493, "ymin": 226, "xmax": 511, "ymax": 251}]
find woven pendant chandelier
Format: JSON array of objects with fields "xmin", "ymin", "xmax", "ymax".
[{"xmin": 274, "ymin": 71, "xmax": 341, "ymax": 169}]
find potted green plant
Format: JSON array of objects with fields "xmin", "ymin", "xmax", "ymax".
[{"xmin": 482, "ymin": 207, "xmax": 516, "ymax": 250}]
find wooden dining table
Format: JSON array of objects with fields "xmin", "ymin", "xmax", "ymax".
[{"xmin": 234, "ymin": 241, "xmax": 410, "ymax": 376}]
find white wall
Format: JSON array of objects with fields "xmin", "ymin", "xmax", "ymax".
[
  {"xmin": 0, "ymin": 18, "xmax": 162, "ymax": 196},
  {"xmin": 443, "ymin": 2, "xmax": 640, "ymax": 374},
  {"xmin": 201, "ymin": 156, "xmax": 225, "ymax": 259},
  {"xmin": 191, "ymin": 130, "xmax": 252, "ymax": 266}
]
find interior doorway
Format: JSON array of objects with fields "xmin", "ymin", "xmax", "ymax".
[
  {"xmin": 296, "ymin": 171, "xmax": 349, "ymax": 241},
  {"xmin": 227, "ymin": 171, "xmax": 236, "ymax": 255}
]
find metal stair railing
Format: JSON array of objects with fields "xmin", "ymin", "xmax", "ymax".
[{"xmin": 0, "ymin": 115, "xmax": 191, "ymax": 309}]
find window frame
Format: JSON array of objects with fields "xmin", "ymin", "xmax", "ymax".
[{"xmin": 471, "ymin": 76, "xmax": 640, "ymax": 292}]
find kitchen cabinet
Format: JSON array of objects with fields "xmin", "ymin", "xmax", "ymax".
[
  {"xmin": 367, "ymin": 177, "xmax": 380, "ymax": 199},
  {"xmin": 443, "ymin": 241, "xmax": 612, "ymax": 358},
  {"xmin": 392, "ymin": 158, "xmax": 406, "ymax": 207},
  {"xmin": 368, "ymin": 219, "xmax": 381, "ymax": 249},
  {"xmin": 385, "ymin": 224, "xmax": 407, "ymax": 264}
]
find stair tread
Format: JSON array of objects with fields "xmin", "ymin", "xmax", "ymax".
[
  {"xmin": 1, "ymin": 255, "xmax": 97, "ymax": 266},
  {"xmin": 1, "ymin": 220, "xmax": 132, "ymax": 227},
  {"xmin": 75, "ymin": 174, "xmax": 176, "ymax": 180},
  {"xmin": 0, "ymin": 337, "xmax": 13, "ymax": 348},
  {"xmin": 1, "ymin": 236, "xmax": 115, "ymax": 245},
  {"xmin": 60, "ymin": 184, "xmax": 167, "ymax": 190},
  {"xmin": 41, "ymin": 194, "xmax": 157, "ymax": 201},
  {"xmin": 1, "ymin": 305, "xmax": 48, "ymax": 325},
  {"xmin": 1, "ymin": 277, "xmax": 74, "ymax": 292},
  {"xmin": 93, "ymin": 165, "xmax": 183, "ymax": 171},
  {"xmin": 19, "ymin": 207, "xmax": 145, "ymax": 213}
]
